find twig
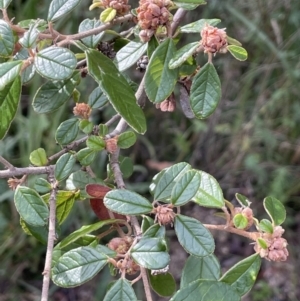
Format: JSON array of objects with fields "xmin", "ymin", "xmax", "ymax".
[
  {"xmin": 171, "ymin": 8, "xmax": 187, "ymax": 36},
  {"xmin": 0, "ymin": 155, "xmax": 15, "ymax": 170},
  {"xmin": 41, "ymin": 167, "xmax": 58, "ymax": 301},
  {"xmin": 1, "ymin": 8, "xmax": 10, "ymax": 23},
  {"xmin": 0, "ymin": 165, "xmax": 54, "ymax": 178},
  {"xmin": 56, "ymin": 14, "xmax": 133, "ymax": 47},
  {"xmin": 110, "ymin": 149, "xmax": 126, "ymax": 189},
  {"xmin": 141, "ymin": 268, "xmax": 154, "ymax": 301},
  {"xmin": 203, "ymin": 224, "xmax": 259, "ymax": 241}
]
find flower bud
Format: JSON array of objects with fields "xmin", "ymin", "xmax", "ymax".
[
  {"xmin": 73, "ymin": 103, "xmax": 92, "ymax": 119},
  {"xmin": 200, "ymin": 24, "xmax": 228, "ymax": 54}
]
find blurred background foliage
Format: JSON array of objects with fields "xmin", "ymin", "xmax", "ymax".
[{"xmin": 0, "ymin": 0, "xmax": 300, "ymax": 300}]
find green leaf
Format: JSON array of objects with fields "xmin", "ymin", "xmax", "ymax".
[
  {"xmin": 86, "ymin": 49, "xmax": 146, "ymax": 134},
  {"xmin": 145, "ymin": 38, "xmax": 178, "ymax": 103},
  {"xmin": 14, "ymin": 186, "xmax": 49, "ymax": 227},
  {"xmin": 257, "ymin": 238, "xmax": 268, "ymax": 249},
  {"xmin": 19, "ymin": 21, "xmax": 40, "ymax": 48},
  {"xmin": 52, "ymin": 246, "xmax": 107, "ymax": 287},
  {"xmin": 259, "ymin": 219, "xmax": 273, "ymax": 234},
  {"xmin": 170, "ymin": 280, "xmax": 240, "ymax": 301},
  {"xmin": 76, "ymin": 147, "xmax": 96, "ymax": 166},
  {"xmin": 66, "ymin": 170, "xmax": 98, "ymax": 191},
  {"xmin": 180, "ymin": 19, "xmax": 221, "ymax": 33},
  {"xmin": 0, "ymin": 75, "xmax": 22, "ymax": 140},
  {"xmin": 147, "ymin": 35, "xmax": 159, "ymax": 59},
  {"xmin": 59, "ymin": 220, "xmax": 120, "ymax": 248},
  {"xmin": 79, "ymin": 19, "xmax": 104, "ymax": 48},
  {"xmin": 103, "ymin": 278, "xmax": 138, "ymax": 301},
  {"xmin": 20, "ymin": 219, "xmax": 48, "ymax": 244},
  {"xmin": 143, "ymin": 224, "xmax": 166, "ymax": 239},
  {"xmin": 104, "ymin": 189, "xmax": 153, "ymax": 215},
  {"xmin": 52, "ymin": 235, "xmax": 98, "ymax": 267},
  {"xmin": 43, "ymin": 190, "xmax": 77, "ymax": 224},
  {"xmin": 14, "ymin": 48, "xmax": 36, "ymax": 84},
  {"xmin": 220, "ymin": 254, "xmax": 261, "ymax": 296},
  {"xmin": 233, "ymin": 213, "xmax": 248, "ymax": 229},
  {"xmin": 55, "ymin": 191, "xmax": 76, "ymax": 224},
  {"xmin": 86, "ymin": 135, "xmax": 106, "ymax": 151},
  {"xmin": 29, "ymin": 148, "xmax": 48, "ymax": 166},
  {"xmin": 100, "ymin": 7, "xmax": 117, "ymax": 23},
  {"xmin": 88, "ymin": 86, "xmax": 108, "ymax": 109},
  {"xmin": 0, "ymin": 20, "xmax": 14, "ymax": 57},
  {"xmin": 181, "ymin": 254, "xmax": 220, "ymax": 288},
  {"xmin": 33, "ymin": 71, "xmax": 81, "ymax": 113},
  {"xmin": 17, "ymin": 19, "xmax": 48, "ymax": 31},
  {"xmin": 263, "ymin": 196, "xmax": 286, "ymax": 226},
  {"xmin": 119, "ymin": 156, "xmax": 134, "ymax": 179},
  {"xmin": 190, "ymin": 62, "xmax": 221, "ymax": 119},
  {"xmin": 0, "ymin": 0, "xmax": 12, "ymax": 9},
  {"xmin": 227, "ymin": 36, "xmax": 242, "ymax": 46},
  {"xmin": 235, "ymin": 193, "xmax": 251, "ymax": 207},
  {"xmin": 98, "ymin": 124, "xmax": 109, "ymax": 137},
  {"xmin": 154, "ymin": 162, "xmax": 191, "ymax": 201},
  {"xmin": 169, "ymin": 42, "xmax": 199, "ymax": 69},
  {"xmin": 115, "ymin": 41, "xmax": 148, "ymax": 72},
  {"xmin": 79, "ymin": 119, "xmax": 94, "ymax": 134},
  {"xmin": 55, "ymin": 153, "xmax": 76, "ymax": 181},
  {"xmin": 227, "ymin": 45, "xmax": 248, "ymax": 61},
  {"xmin": 174, "ymin": 2, "xmax": 200, "ymax": 10},
  {"xmin": 192, "ymin": 171, "xmax": 224, "ymax": 208},
  {"xmin": 174, "ymin": 214, "xmax": 215, "ymax": 257},
  {"xmin": 171, "ymin": 170, "xmax": 200, "ymax": 206},
  {"xmin": 48, "ymin": 0, "xmax": 83, "ymax": 22},
  {"xmin": 141, "ymin": 216, "xmax": 154, "ymax": 233},
  {"xmin": 179, "ymin": 55, "xmax": 197, "ymax": 77},
  {"xmin": 0, "ymin": 60, "xmax": 23, "ymax": 90},
  {"xmin": 34, "ymin": 178, "xmax": 52, "ymax": 194},
  {"xmin": 55, "ymin": 118, "xmax": 79, "ymax": 145},
  {"xmin": 96, "ymin": 245, "xmax": 117, "ymax": 258},
  {"xmin": 131, "ymin": 238, "xmax": 170, "ymax": 269},
  {"xmin": 34, "ymin": 46, "xmax": 77, "ymax": 80},
  {"xmin": 149, "ymin": 272, "xmax": 176, "ymax": 297},
  {"xmin": 117, "ymin": 131, "xmax": 136, "ymax": 149}
]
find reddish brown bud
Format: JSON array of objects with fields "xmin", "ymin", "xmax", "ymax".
[
  {"xmin": 7, "ymin": 178, "xmax": 22, "ymax": 190},
  {"xmin": 101, "ymin": 0, "xmax": 130, "ymax": 14},
  {"xmin": 201, "ymin": 24, "xmax": 227, "ymax": 54},
  {"xmin": 254, "ymin": 226, "xmax": 289, "ymax": 262},
  {"xmin": 105, "ymin": 136, "xmax": 118, "ymax": 154},
  {"xmin": 125, "ymin": 258, "xmax": 140, "ymax": 275},
  {"xmin": 157, "ymin": 93, "xmax": 176, "ymax": 112},
  {"xmin": 73, "ymin": 103, "xmax": 92, "ymax": 119},
  {"xmin": 107, "ymin": 236, "xmax": 133, "ymax": 254},
  {"xmin": 155, "ymin": 204, "xmax": 175, "ymax": 225}
]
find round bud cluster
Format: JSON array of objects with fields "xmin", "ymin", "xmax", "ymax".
[
  {"xmin": 232, "ymin": 207, "xmax": 254, "ymax": 230},
  {"xmin": 156, "ymin": 93, "xmax": 176, "ymax": 112},
  {"xmin": 200, "ymin": 24, "xmax": 228, "ymax": 54},
  {"xmin": 107, "ymin": 236, "xmax": 133, "ymax": 254},
  {"xmin": 254, "ymin": 226, "xmax": 289, "ymax": 262},
  {"xmin": 73, "ymin": 103, "xmax": 92, "ymax": 119},
  {"xmin": 154, "ymin": 204, "xmax": 175, "ymax": 225},
  {"xmin": 101, "ymin": 0, "xmax": 130, "ymax": 15},
  {"xmin": 105, "ymin": 136, "xmax": 118, "ymax": 154},
  {"xmin": 136, "ymin": 55, "xmax": 149, "ymax": 72},
  {"xmin": 98, "ymin": 42, "xmax": 116, "ymax": 60},
  {"xmin": 137, "ymin": 0, "xmax": 172, "ymax": 42}
]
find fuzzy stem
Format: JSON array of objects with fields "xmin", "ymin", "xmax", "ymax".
[
  {"xmin": 56, "ymin": 14, "xmax": 133, "ymax": 47},
  {"xmin": 0, "ymin": 155, "xmax": 15, "ymax": 170},
  {"xmin": 0, "ymin": 165, "xmax": 54, "ymax": 178},
  {"xmin": 203, "ymin": 224, "xmax": 260, "ymax": 241},
  {"xmin": 41, "ymin": 168, "xmax": 58, "ymax": 301}
]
